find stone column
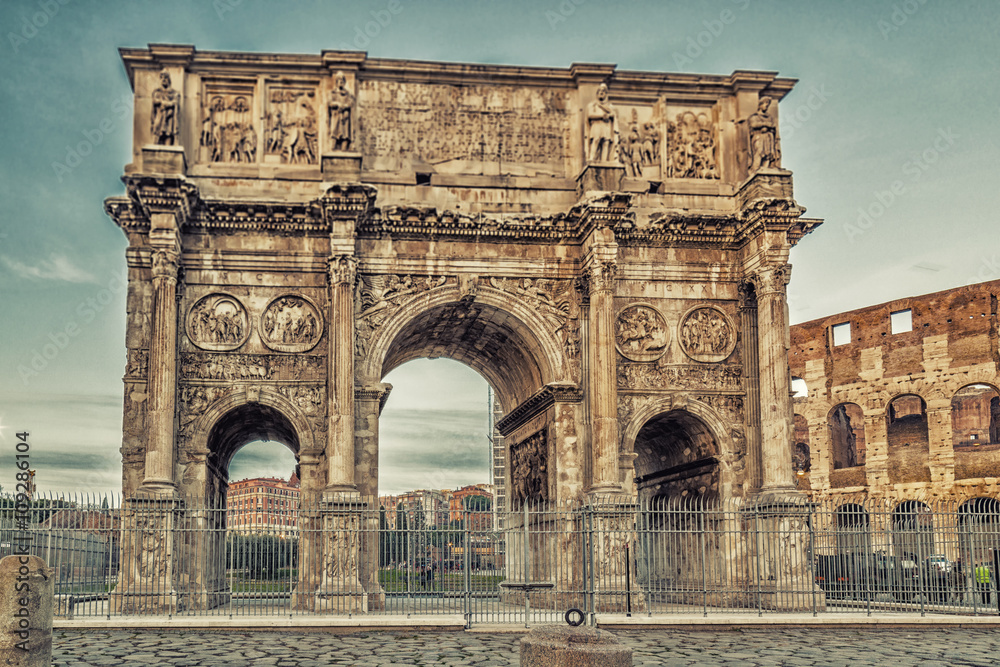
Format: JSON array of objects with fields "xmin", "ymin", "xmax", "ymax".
[
  {"xmin": 140, "ymin": 239, "xmax": 180, "ymax": 496},
  {"xmin": 753, "ymin": 263, "xmax": 796, "ymax": 493},
  {"xmin": 585, "ymin": 244, "xmax": 620, "ymax": 494},
  {"xmin": 739, "ymin": 281, "xmax": 763, "ymax": 491},
  {"xmin": 326, "ymin": 255, "xmax": 358, "ymax": 495},
  {"xmin": 355, "ymin": 383, "xmax": 392, "ymax": 611}
]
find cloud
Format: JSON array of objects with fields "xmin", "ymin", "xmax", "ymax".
[{"xmin": 1, "ymin": 252, "xmax": 98, "ymax": 284}]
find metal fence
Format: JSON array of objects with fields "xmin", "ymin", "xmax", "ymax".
[{"xmin": 2, "ymin": 493, "xmax": 998, "ymax": 625}]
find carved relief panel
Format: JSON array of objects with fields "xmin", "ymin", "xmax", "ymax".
[
  {"xmin": 199, "ymin": 82, "xmax": 257, "ymax": 164},
  {"xmin": 355, "ymin": 274, "xmax": 452, "ymax": 360},
  {"xmin": 187, "ymin": 294, "xmax": 251, "ymax": 351},
  {"xmin": 679, "ymin": 305, "xmax": 736, "ymax": 363},
  {"xmin": 510, "ymin": 429, "xmax": 548, "ymax": 506},
  {"xmin": 356, "ymin": 80, "xmax": 569, "ymax": 171},
  {"xmin": 264, "ymin": 84, "xmax": 319, "ymax": 164},
  {"xmin": 615, "ymin": 304, "xmax": 669, "ymax": 362},
  {"xmin": 665, "ymin": 108, "xmax": 719, "ymax": 180},
  {"xmin": 260, "ymin": 295, "xmax": 324, "ymax": 353}
]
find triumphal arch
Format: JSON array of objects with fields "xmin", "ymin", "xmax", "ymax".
[{"xmin": 105, "ymin": 44, "xmax": 821, "ymax": 613}]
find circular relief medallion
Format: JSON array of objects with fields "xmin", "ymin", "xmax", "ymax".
[
  {"xmin": 615, "ymin": 304, "xmax": 669, "ymax": 362},
  {"xmin": 260, "ymin": 295, "xmax": 324, "ymax": 353},
  {"xmin": 186, "ymin": 293, "xmax": 251, "ymax": 351},
  {"xmin": 678, "ymin": 305, "xmax": 736, "ymax": 363}
]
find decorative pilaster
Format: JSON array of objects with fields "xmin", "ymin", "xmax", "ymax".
[
  {"xmin": 752, "ymin": 263, "xmax": 796, "ymax": 493},
  {"xmin": 739, "ymin": 280, "xmax": 763, "ymax": 492},
  {"xmin": 326, "ymin": 255, "xmax": 359, "ymax": 496},
  {"xmin": 585, "ymin": 243, "xmax": 620, "ymax": 494}
]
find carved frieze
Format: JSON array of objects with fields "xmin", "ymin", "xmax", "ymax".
[
  {"xmin": 264, "ymin": 86, "xmax": 318, "ymax": 164},
  {"xmin": 488, "ymin": 276, "xmax": 581, "ymax": 361},
  {"xmin": 178, "ymin": 385, "xmax": 232, "ymax": 439},
  {"xmin": 355, "ymin": 274, "xmax": 452, "ymax": 359},
  {"xmin": 276, "ymin": 385, "xmax": 325, "ymax": 416},
  {"xmin": 199, "ymin": 86, "xmax": 256, "ymax": 163},
  {"xmin": 125, "ymin": 349, "xmax": 149, "ymax": 379},
  {"xmin": 180, "ymin": 352, "xmax": 324, "ymax": 381},
  {"xmin": 356, "ymin": 80, "xmax": 568, "ymax": 168},
  {"xmin": 187, "ymin": 294, "xmax": 251, "ymax": 351},
  {"xmin": 678, "ymin": 306, "xmax": 736, "ymax": 363},
  {"xmin": 261, "ymin": 295, "xmax": 324, "ymax": 353},
  {"xmin": 510, "ymin": 429, "xmax": 548, "ymax": 507},
  {"xmin": 615, "ymin": 304, "xmax": 668, "ymax": 362},
  {"xmin": 617, "ymin": 363, "xmax": 742, "ymax": 392},
  {"xmin": 666, "ymin": 110, "xmax": 718, "ymax": 179}
]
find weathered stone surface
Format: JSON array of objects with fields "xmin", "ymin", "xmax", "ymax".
[
  {"xmin": 0, "ymin": 555, "xmax": 54, "ymax": 666},
  {"xmin": 105, "ymin": 45, "xmax": 821, "ymax": 613},
  {"xmin": 520, "ymin": 625, "xmax": 632, "ymax": 667},
  {"xmin": 790, "ymin": 280, "xmax": 1000, "ymax": 506}
]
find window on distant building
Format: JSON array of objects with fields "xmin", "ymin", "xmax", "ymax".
[
  {"xmin": 890, "ymin": 309, "xmax": 912, "ymax": 334},
  {"xmin": 832, "ymin": 322, "xmax": 851, "ymax": 346}
]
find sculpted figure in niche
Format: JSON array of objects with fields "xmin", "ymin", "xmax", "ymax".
[
  {"xmin": 328, "ymin": 72, "xmax": 354, "ymax": 151},
  {"xmin": 746, "ymin": 96, "xmax": 780, "ymax": 172},
  {"xmin": 586, "ymin": 83, "xmax": 618, "ymax": 163},
  {"xmin": 150, "ymin": 71, "xmax": 179, "ymax": 146},
  {"xmin": 641, "ymin": 120, "xmax": 660, "ymax": 166}
]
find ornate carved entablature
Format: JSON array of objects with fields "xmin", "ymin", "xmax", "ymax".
[
  {"xmin": 125, "ymin": 176, "xmax": 199, "ymax": 222},
  {"xmin": 495, "ymin": 383, "xmax": 583, "ymax": 437}
]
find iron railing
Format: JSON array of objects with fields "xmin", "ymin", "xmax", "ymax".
[{"xmin": 1, "ymin": 493, "xmax": 998, "ymax": 625}]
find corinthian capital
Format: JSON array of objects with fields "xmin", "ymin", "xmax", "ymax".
[
  {"xmin": 151, "ymin": 249, "xmax": 180, "ymax": 280},
  {"xmin": 751, "ymin": 263, "xmax": 791, "ymax": 297},
  {"xmin": 328, "ymin": 255, "xmax": 357, "ymax": 286},
  {"xmin": 587, "ymin": 258, "xmax": 617, "ymax": 293}
]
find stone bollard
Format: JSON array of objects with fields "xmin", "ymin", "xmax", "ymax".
[
  {"xmin": 0, "ymin": 555, "xmax": 54, "ymax": 666},
  {"xmin": 520, "ymin": 613, "xmax": 632, "ymax": 667}
]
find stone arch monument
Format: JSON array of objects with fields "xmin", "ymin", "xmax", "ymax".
[{"xmin": 105, "ymin": 44, "xmax": 822, "ymax": 612}]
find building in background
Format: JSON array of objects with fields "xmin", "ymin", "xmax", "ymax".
[
  {"xmin": 790, "ymin": 279, "xmax": 1000, "ymax": 513},
  {"xmin": 227, "ymin": 475, "xmax": 300, "ymax": 536}
]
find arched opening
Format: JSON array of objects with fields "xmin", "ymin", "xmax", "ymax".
[
  {"xmin": 633, "ymin": 410, "xmax": 720, "ymax": 503},
  {"xmin": 791, "ymin": 377, "xmax": 808, "ymax": 398},
  {"xmin": 203, "ymin": 403, "xmax": 303, "ymax": 613},
  {"xmin": 891, "ymin": 501, "xmax": 934, "ymax": 561},
  {"xmin": 793, "ymin": 414, "xmax": 811, "ymax": 491},
  {"xmin": 828, "ymin": 403, "xmax": 865, "ymax": 470},
  {"xmin": 632, "ymin": 410, "xmax": 723, "ymax": 599},
  {"xmin": 369, "ymin": 298, "xmax": 556, "ymax": 609},
  {"xmin": 957, "ymin": 497, "xmax": 1000, "ymax": 568},
  {"xmin": 835, "ymin": 504, "xmax": 871, "ymax": 555},
  {"xmin": 951, "ymin": 384, "xmax": 1000, "ymax": 449},
  {"xmin": 887, "ymin": 394, "xmax": 930, "ymax": 484}
]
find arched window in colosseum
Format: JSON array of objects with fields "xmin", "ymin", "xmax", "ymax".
[
  {"xmin": 957, "ymin": 497, "xmax": 1000, "ymax": 566},
  {"xmin": 951, "ymin": 384, "xmax": 1000, "ymax": 449},
  {"xmin": 793, "ymin": 414, "xmax": 811, "ymax": 477},
  {"xmin": 835, "ymin": 504, "xmax": 871, "ymax": 555},
  {"xmin": 891, "ymin": 501, "xmax": 934, "ymax": 561},
  {"xmin": 886, "ymin": 394, "xmax": 930, "ymax": 484},
  {"xmin": 828, "ymin": 403, "xmax": 865, "ymax": 469}
]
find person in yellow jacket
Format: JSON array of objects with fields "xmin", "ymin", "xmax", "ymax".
[{"xmin": 974, "ymin": 562, "xmax": 991, "ymax": 605}]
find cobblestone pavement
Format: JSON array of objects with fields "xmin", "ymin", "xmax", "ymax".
[{"xmin": 53, "ymin": 628, "xmax": 1000, "ymax": 666}]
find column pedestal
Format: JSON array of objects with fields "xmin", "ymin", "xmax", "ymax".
[{"xmin": 112, "ymin": 497, "xmax": 183, "ymax": 614}]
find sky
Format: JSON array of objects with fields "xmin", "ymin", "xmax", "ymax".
[{"xmin": 0, "ymin": 0, "xmax": 997, "ymax": 497}]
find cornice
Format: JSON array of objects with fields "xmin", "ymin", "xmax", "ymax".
[{"xmin": 496, "ymin": 383, "xmax": 582, "ymax": 437}]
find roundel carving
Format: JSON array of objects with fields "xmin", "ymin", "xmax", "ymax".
[
  {"xmin": 615, "ymin": 303, "xmax": 669, "ymax": 362},
  {"xmin": 678, "ymin": 305, "xmax": 736, "ymax": 363},
  {"xmin": 187, "ymin": 293, "xmax": 251, "ymax": 351},
  {"xmin": 260, "ymin": 295, "xmax": 323, "ymax": 352}
]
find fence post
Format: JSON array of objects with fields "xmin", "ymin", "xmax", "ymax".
[
  {"xmin": 809, "ymin": 500, "xmax": 817, "ymax": 617},
  {"xmin": 699, "ymin": 498, "xmax": 708, "ymax": 617},
  {"xmin": 463, "ymin": 498, "xmax": 471, "ymax": 628},
  {"xmin": 586, "ymin": 499, "xmax": 595, "ymax": 626}
]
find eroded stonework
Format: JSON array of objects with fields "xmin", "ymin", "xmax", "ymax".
[{"xmin": 106, "ymin": 45, "xmax": 820, "ymax": 612}]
